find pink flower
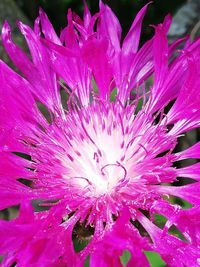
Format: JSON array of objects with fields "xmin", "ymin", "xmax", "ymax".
[{"xmin": 1, "ymin": 1, "xmax": 200, "ymax": 266}]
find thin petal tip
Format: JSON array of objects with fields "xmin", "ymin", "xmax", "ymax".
[{"xmin": 2, "ymin": 21, "xmax": 11, "ymax": 36}]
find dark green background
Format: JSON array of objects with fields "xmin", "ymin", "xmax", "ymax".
[{"xmin": 15, "ymin": 0, "xmax": 186, "ymax": 43}]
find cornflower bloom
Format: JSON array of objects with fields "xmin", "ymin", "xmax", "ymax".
[{"xmin": 1, "ymin": 1, "xmax": 200, "ymax": 266}]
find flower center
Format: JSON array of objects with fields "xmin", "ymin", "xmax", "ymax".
[
  {"xmin": 63, "ymin": 129, "xmax": 129, "ymax": 196},
  {"xmin": 59, "ymin": 102, "xmax": 174, "ymax": 201},
  {"xmin": 60, "ymin": 103, "xmax": 134, "ymax": 196}
]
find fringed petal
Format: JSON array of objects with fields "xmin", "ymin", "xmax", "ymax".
[
  {"xmin": 99, "ymin": 1, "xmax": 121, "ymax": 52},
  {"xmin": 90, "ymin": 209, "xmax": 150, "ymax": 267},
  {"xmin": 2, "ymin": 21, "xmax": 62, "ymax": 112},
  {"xmin": 39, "ymin": 8, "xmax": 61, "ymax": 45},
  {"xmin": 176, "ymin": 163, "xmax": 200, "ymax": 181},
  {"xmin": 168, "ymin": 55, "xmax": 200, "ymax": 133},
  {"xmin": 175, "ymin": 142, "xmax": 200, "ymax": 160},
  {"xmin": 122, "ymin": 3, "xmax": 150, "ymax": 55},
  {"xmin": 138, "ymin": 212, "xmax": 200, "ymax": 267},
  {"xmin": 42, "ymin": 39, "xmax": 92, "ymax": 106},
  {"xmin": 156, "ymin": 183, "xmax": 200, "ymax": 206}
]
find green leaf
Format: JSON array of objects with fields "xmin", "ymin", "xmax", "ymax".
[
  {"xmin": 84, "ymin": 256, "xmax": 90, "ymax": 267},
  {"xmin": 153, "ymin": 214, "xmax": 167, "ymax": 228},
  {"xmin": 92, "ymin": 78, "xmax": 98, "ymax": 94},
  {"xmin": 144, "ymin": 251, "xmax": 166, "ymax": 267},
  {"xmin": 120, "ymin": 250, "xmax": 131, "ymax": 267},
  {"xmin": 110, "ymin": 88, "xmax": 117, "ymax": 102},
  {"xmin": 136, "ymin": 98, "xmax": 143, "ymax": 113}
]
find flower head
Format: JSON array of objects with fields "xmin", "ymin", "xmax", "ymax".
[{"xmin": 1, "ymin": 2, "xmax": 200, "ymax": 266}]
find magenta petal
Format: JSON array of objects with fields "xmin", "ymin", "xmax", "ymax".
[
  {"xmin": 63, "ymin": 9, "xmax": 79, "ymax": 49},
  {"xmin": 99, "ymin": 1, "xmax": 121, "ymax": 52},
  {"xmin": 138, "ymin": 212, "xmax": 200, "ymax": 267},
  {"xmin": 1, "ymin": 21, "xmax": 37, "ymax": 79},
  {"xmin": 17, "ymin": 21, "xmax": 61, "ymax": 107},
  {"xmin": 83, "ymin": 0, "xmax": 92, "ymax": 29},
  {"xmin": 39, "ymin": 8, "xmax": 61, "ymax": 44},
  {"xmin": 42, "ymin": 39, "xmax": 91, "ymax": 106},
  {"xmin": 0, "ymin": 206, "xmax": 79, "ymax": 267},
  {"xmin": 2, "ymin": 21, "xmax": 61, "ymax": 111},
  {"xmin": 0, "ymin": 60, "xmax": 45, "ymax": 134},
  {"xmin": 168, "ymin": 54, "xmax": 200, "ymax": 133},
  {"xmin": 176, "ymin": 142, "xmax": 200, "ymax": 160},
  {"xmin": 128, "ymin": 38, "xmax": 154, "ymax": 90},
  {"xmin": 82, "ymin": 38, "xmax": 113, "ymax": 100},
  {"xmin": 149, "ymin": 19, "xmax": 170, "ymax": 112},
  {"xmin": 176, "ymin": 163, "xmax": 200, "ymax": 181},
  {"xmin": 90, "ymin": 209, "xmax": 150, "ymax": 267},
  {"xmin": 157, "ymin": 183, "xmax": 200, "ymax": 205},
  {"xmin": 122, "ymin": 3, "xmax": 150, "ymax": 55},
  {"xmin": 153, "ymin": 23, "xmax": 169, "ymax": 92}
]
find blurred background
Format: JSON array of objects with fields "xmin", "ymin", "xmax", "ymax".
[{"xmin": 1, "ymin": 1, "xmax": 200, "ymax": 267}]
